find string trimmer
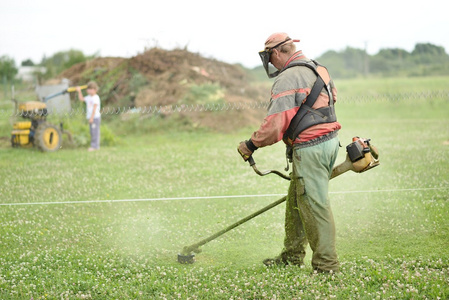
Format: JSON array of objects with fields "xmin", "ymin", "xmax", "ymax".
[{"xmin": 177, "ymin": 137, "xmax": 379, "ymax": 264}]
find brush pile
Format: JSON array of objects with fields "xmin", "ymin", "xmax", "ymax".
[{"xmin": 56, "ymin": 48, "xmax": 269, "ymax": 131}]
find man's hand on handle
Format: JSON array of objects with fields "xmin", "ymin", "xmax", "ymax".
[{"xmin": 237, "ymin": 139, "xmax": 258, "ymax": 161}]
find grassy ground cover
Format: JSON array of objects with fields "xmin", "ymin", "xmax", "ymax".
[{"xmin": 0, "ymin": 77, "xmax": 448, "ymax": 299}]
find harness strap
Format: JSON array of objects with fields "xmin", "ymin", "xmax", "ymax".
[{"xmin": 282, "ymin": 60, "xmax": 332, "ymax": 146}]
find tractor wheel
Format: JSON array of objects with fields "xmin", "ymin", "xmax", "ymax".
[{"xmin": 34, "ymin": 122, "xmax": 62, "ymax": 152}]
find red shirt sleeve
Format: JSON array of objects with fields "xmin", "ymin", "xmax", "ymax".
[{"xmin": 250, "ymin": 106, "xmax": 299, "ymax": 148}]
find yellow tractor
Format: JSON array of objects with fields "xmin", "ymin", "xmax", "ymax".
[{"xmin": 11, "ymin": 85, "xmax": 86, "ymax": 152}]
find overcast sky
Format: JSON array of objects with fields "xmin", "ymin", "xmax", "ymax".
[{"xmin": 1, "ymin": 0, "xmax": 448, "ymax": 68}]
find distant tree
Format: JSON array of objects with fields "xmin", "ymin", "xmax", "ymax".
[
  {"xmin": 411, "ymin": 43, "xmax": 449, "ymax": 64},
  {"xmin": 342, "ymin": 47, "xmax": 366, "ymax": 74},
  {"xmin": 412, "ymin": 43, "xmax": 446, "ymax": 56},
  {"xmin": 40, "ymin": 49, "xmax": 92, "ymax": 79},
  {"xmin": 318, "ymin": 48, "xmax": 365, "ymax": 78},
  {"xmin": 316, "ymin": 50, "xmax": 348, "ymax": 78},
  {"xmin": 377, "ymin": 48, "xmax": 410, "ymax": 61},
  {"xmin": 370, "ymin": 48, "xmax": 411, "ymax": 74},
  {"xmin": 0, "ymin": 56, "xmax": 18, "ymax": 81},
  {"xmin": 21, "ymin": 59, "xmax": 35, "ymax": 66}
]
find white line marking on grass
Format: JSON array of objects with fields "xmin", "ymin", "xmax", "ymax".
[
  {"xmin": 330, "ymin": 187, "xmax": 448, "ymax": 194},
  {"xmin": 0, "ymin": 194, "xmax": 285, "ymax": 206},
  {"xmin": 1, "ymin": 187, "xmax": 447, "ymax": 207}
]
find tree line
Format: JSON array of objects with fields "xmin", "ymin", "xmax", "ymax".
[
  {"xmin": 316, "ymin": 42, "xmax": 449, "ymax": 78},
  {"xmin": 248, "ymin": 42, "xmax": 449, "ymax": 80},
  {"xmin": 1, "ymin": 43, "xmax": 448, "ymax": 84},
  {"xmin": 0, "ymin": 50, "xmax": 97, "ymax": 83}
]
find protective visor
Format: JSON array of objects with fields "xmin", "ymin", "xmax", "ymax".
[
  {"xmin": 258, "ymin": 38, "xmax": 295, "ymax": 78},
  {"xmin": 259, "ymin": 50, "xmax": 279, "ymax": 78}
]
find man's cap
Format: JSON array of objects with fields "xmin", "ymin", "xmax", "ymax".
[{"xmin": 264, "ymin": 32, "xmax": 300, "ymax": 50}]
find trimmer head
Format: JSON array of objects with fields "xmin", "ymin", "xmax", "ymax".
[{"xmin": 177, "ymin": 253, "xmax": 195, "ymax": 264}]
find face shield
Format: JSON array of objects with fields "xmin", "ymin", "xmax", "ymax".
[
  {"xmin": 258, "ymin": 38, "xmax": 296, "ymax": 78},
  {"xmin": 259, "ymin": 49, "xmax": 280, "ymax": 78}
]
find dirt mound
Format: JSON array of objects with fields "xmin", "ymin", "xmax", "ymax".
[{"xmin": 57, "ymin": 48, "xmax": 269, "ymax": 132}]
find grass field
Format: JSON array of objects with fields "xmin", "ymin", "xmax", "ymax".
[{"xmin": 1, "ymin": 77, "xmax": 448, "ymax": 299}]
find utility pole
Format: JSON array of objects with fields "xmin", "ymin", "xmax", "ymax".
[
  {"xmin": 3, "ymin": 75, "xmax": 7, "ymax": 100},
  {"xmin": 364, "ymin": 41, "xmax": 369, "ymax": 77}
]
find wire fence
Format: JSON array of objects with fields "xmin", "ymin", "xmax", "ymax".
[{"xmin": 1, "ymin": 90, "xmax": 449, "ymax": 118}]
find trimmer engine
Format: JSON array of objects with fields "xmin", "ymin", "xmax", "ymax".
[{"xmin": 330, "ymin": 137, "xmax": 379, "ymax": 179}]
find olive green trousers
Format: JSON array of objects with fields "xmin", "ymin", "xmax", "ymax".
[{"xmin": 281, "ymin": 136, "xmax": 340, "ymax": 272}]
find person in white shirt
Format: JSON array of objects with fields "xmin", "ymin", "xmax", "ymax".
[{"xmin": 76, "ymin": 81, "xmax": 101, "ymax": 151}]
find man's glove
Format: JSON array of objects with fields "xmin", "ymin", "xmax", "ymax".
[{"xmin": 237, "ymin": 139, "xmax": 258, "ymax": 161}]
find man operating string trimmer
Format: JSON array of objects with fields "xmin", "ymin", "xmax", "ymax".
[
  {"xmin": 238, "ymin": 32, "xmax": 342, "ymax": 273},
  {"xmin": 177, "ymin": 34, "xmax": 378, "ymax": 265}
]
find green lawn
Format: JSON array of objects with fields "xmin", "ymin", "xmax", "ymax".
[{"xmin": 0, "ymin": 77, "xmax": 448, "ymax": 299}]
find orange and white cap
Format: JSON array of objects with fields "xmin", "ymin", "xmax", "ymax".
[{"xmin": 264, "ymin": 32, "xmax": 300, "ymax": 50}]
